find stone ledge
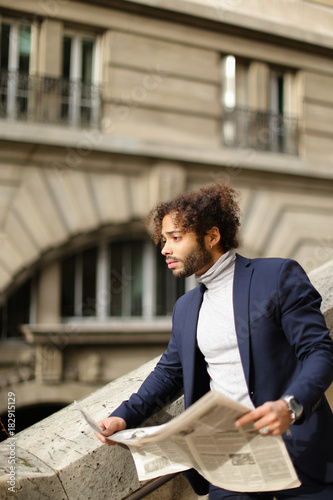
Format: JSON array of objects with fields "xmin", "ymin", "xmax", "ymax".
[
  {"xmin": 21, "ymin": 320, "xmax": 172, "ymax": 345},
  {"xmin": 0, "ymin": 357, "xmax": 195, "ymax": 500},
  {"xmin": 2, "ymin": 0, "xmax": 333, "ymax": 50},
  {"xmin": 0, "ymin": 447, "xmax": 66, "ymax": 499},
  {"xmin": 1, "ymin": 121, "xmax": 333, "ymax": 181}
]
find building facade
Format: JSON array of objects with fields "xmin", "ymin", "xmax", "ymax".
[{"xmin": 0, "ymin": 0, "xmax": 333, "ymax": 430}]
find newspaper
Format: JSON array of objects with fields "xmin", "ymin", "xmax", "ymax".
[{"xmin": 76, "ymin": 391, "xmax": 301, "ymax": 493}]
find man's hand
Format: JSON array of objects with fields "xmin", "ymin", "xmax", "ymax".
[
  {"xmin": 94, "ymin": 416, "xmax": 127, "ymax": 446},
  {"xmin": 235, "ymin": 400, "xmax": 292, "ymax": 436}
]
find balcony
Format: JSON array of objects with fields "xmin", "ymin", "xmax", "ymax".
[
  {"xmin": 0, "ymin": 71, "xmax": 102, "ymax": 129},
  {"xmin": 222, "ymin": 106, "xmax": 299, "ymax": 155},
  {"xmin": 0, "ymin": 72, "xmax": 300, "ymax": 157}
]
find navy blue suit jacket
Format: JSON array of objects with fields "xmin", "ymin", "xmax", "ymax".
[{"xmin": 112, "ymin": 255, "xmax": 333, "ymax": 493}]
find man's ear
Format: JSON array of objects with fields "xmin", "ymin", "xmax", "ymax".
[{"xmin": 207, "ymin": 226, "xmax": 221, "ymax": 248}]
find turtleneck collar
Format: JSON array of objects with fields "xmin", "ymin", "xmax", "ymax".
[{"xmin": 197, "ymin": 249, "xmax": 236, "ymax": 290}]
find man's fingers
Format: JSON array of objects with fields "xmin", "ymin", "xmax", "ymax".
[
  {"xmin": 94, "ymin": 431, "xmax": 118, "ymax": 446},
  {"xmin": 235, "ymin": 401, "xmax": 291, "ymax": 436},
  {"xmin": 97, "ymin": 421, "xmax": 107, "ymax": 431},
  {"xmin": 235, "ymin": 412, "xmax": 252, "ymax": 427},
  {"xmin": 94, "ymin": 416, "xmax": 127, "ymax": 445},
  {"xmin": 235, "ymin": 406, "xmax": 268, "ymax": 427}
]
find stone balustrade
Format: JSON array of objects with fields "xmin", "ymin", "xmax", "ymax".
[
  {"xmin": 0, "ymin": 356, "xmax": 199, "ymax": 500},
  {"xmin": 0, "ymin": 259, "xmax": 332, "ymax": 500}
]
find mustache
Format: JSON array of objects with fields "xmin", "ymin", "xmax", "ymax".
[{"xmin": 166, "ymin": 258, "xmax": 181, "ymax": 263}]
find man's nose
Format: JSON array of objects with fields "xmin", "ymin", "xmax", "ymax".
[{"xmin": 161, "ymin": 241, "xmax": 172, "ymax": 256}]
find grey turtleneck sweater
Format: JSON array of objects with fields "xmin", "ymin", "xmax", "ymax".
[{"xmin": 197, "ymin": 250, "xmax": 254, "ymax": 409}]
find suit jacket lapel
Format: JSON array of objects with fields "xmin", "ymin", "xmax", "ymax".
[
  {"xmin": 233, "ymin": 254, "xmax": 253, "ymax": 392},
  {"xmin": 182, "ymin": 283, "xmax": 209, "ymax": 406}
]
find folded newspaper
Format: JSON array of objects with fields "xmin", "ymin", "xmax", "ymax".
[{"xmin": 75, "ymin": 391, "xmax": 301, "ymax": 493}]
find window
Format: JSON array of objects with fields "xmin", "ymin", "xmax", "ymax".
[
  {"xmin": 109, "ymin": 240, "xmax": 143, "ymax": 317},
  {"xmin": 61, "ymin": 253, "xmax": 76, "ymax": 317},
  {"xmin": 61, "ymin": 247, "xmax": 97, "ymax": 317},
  {"xmin": 0, "ymin": 23, "xmax": 101, "ymax": 127},
  {"xmin": 0, "ymin": 19, "xmax": 31, "ymax": 120},
  {"xmin": 221, "ymin": 55, "xmax": 236, "ymax": 145},
  {"xmin": 0, "ymin": 279, "xmax": 32, "ymax": 338},
  {"xmin": 0, "ymin": 237, "xmax": 190, "ymax": 337},
  {"xmin": 269, "ymin": 69, "xmax": 297, "ymax": 153},
  {"xmin": 60, "ymin": 238, "xmax": 187, "ymax": 320},
  {"xmin": 155, "ymin": 247, "xmax": 185, "ymax": 316},
  {"xmin": 221, "ymin": 55, "xmax": 299, "ymax": 154},
  {"xmin": 61, "ymin": 32, "xmax": 100, "ymax": 127}
]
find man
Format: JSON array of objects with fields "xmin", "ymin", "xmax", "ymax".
[{"xmin": 96, "ymin": 182, "xmax": 333, "ymax": 499}]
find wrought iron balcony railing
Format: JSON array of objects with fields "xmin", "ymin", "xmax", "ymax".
[
  {"xmin": 0, "ymin": 71, "xmax": 102, "ymax": 128},
  {"xmin": 0, "ymin": 72, "xmax": 299, "ymax": 156},
  {"xmin": 222, "ymin": 106, "xmax": 299, "ymax": 155}
]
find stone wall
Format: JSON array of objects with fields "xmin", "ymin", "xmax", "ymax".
[{"xmin": 0, "ymin": 259, "xmax": 332, "ymax": 500}]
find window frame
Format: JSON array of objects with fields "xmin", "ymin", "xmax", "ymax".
[
  {"xmin": 61, "ymin": 29, "xmax": 100, "ymax": 127},
  {"xmin": 221, "ymin": 54, "xmax": 299, "ymax": 155},
  {"xmin": 1, "ymin": 17, "xmax": 32, "ymax": 120}
]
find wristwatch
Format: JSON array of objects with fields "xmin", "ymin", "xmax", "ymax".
[{"xmin": 282, "ymin": 395, "xmax": 303, "ymax": 424}]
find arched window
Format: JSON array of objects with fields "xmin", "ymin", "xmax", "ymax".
[
  {"xmin": 0, "ymin": 235, "xmax": 194, "ymax": 338},
  {"xmin": 60, "ymin": 237, "xmax": 190, "ymax": 320}
]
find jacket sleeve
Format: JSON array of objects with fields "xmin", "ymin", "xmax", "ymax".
[
  {"xmin": 110, "ymin": 303, "xmax": 184, "ymax": 428},
  {"xmin": 278, "ymin": 259, "xmax": 333, "ymax": 417}
]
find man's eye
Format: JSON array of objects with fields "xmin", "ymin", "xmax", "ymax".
[{"xmin": 173, "ymin": 236, "xmax": 181, "ymax": 241}]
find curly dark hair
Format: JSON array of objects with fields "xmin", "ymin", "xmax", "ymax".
[{"xmin": 145, "ymin": 182, "xmax": 241, "ymax": 252}]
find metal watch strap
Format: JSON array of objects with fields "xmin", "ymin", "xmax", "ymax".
[{"xmin": 282, "ymin": 395, "xmax": 302, "ymax": 424}]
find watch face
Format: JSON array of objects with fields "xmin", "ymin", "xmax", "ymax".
[
  {"xmin": 289, "ymin": 398, "xmax": 303, "ymax": 418},
  {"xmin": 283, "ymin": 395, "xmax": 303, "ymax": 420}
]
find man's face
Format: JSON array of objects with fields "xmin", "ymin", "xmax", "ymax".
[{"xmin": 160, "ymin": 213, "xmax": 213, "ymax": 278}]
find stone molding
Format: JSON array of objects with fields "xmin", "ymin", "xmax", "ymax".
[
  {"xmin": 0, "ymin": 161, "xmax": 187, "ymax": 293},
  {"xmin": 1, "ymin": 0, "xmax": 333, "ymax": 50}
]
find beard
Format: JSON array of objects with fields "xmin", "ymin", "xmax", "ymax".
[{"xmin": 172, "ymin": 237, "xmax": 212, "ymax": 278}]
